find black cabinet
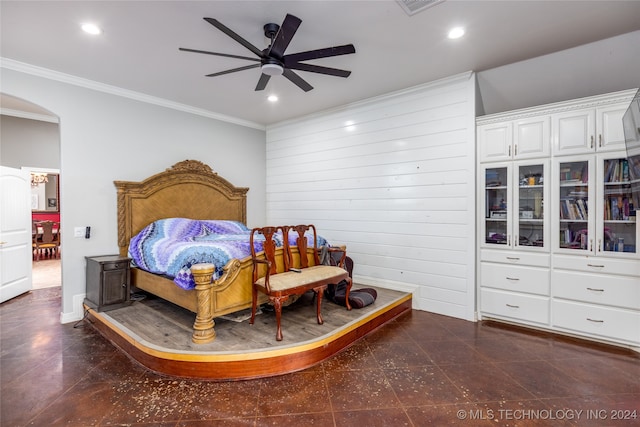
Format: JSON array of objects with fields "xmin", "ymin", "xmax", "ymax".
[{"xmin": 85, "ymin": 255, "xmax": 131, "ymax": 312}]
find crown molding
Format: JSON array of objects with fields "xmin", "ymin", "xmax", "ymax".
[
  {"xmin": 476, "ymin": 88, "xmax": 638, "ymax": 125},
  {"xmin": 0, "ymin": 107, "xmax": 59, "ymax": 123},
  {"xmin": 1, "ymin": 58, "xmax": 265, "ymax": 131}
]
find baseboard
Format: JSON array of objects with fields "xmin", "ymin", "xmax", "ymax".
[
  {"xmin": 59, "ymin": 293, "xmax": 86, "ymax": 324},
  {"xmin": 352, "ymin": 275, "xmax": 418, "ymax": 294}
]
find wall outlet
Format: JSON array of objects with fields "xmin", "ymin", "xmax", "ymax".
[{"xmin": 74, "ymin": 227, "xmax": 85, "ymax": 238}]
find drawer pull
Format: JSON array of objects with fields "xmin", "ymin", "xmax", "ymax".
[
  {"xmin": 122, "ymin": 283, "xmax": 127, "ymax": 288},
  {"xmin": 505, "ymin": 257, "xmax": 520, "ymax": 261},
  {"xmin": 586, "ymin": 263, "xmax": 605, "ymax": 268},
  {"xmin": 586, "ymin": 318, "xmax": 604, "ymax": 323},
  {"xmin": 586, "ymin": 287, "xmax": 604, "ymax": 292},
  {"xmin": 506, "ymin": 277, "xmax": 520, "ymax": 281},
  {"xmin": 506, "ymin": 304, "xmax": 520, "ymax": 309}
]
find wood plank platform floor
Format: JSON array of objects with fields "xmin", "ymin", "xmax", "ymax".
[{"xmin": 86, "ymin": 286, "xmax": 412, "ymax": 380}]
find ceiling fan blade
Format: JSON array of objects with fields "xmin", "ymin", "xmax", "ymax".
[
  {"xmin": 255, "ymin": 73, "xmax": 271, "ymax": 91},
  {"xmin": 283, "ymin": 69, "xmax": 313, "ymax": 92},
  {"xmin": 206, "ymin": 64, "xmax": 260, "ymax": 77},
  {"xmin": 285, "ymin": 62, "xmax": 351, "ymax": 78},
  {"xmin": 203, "ymin": 17, "xmax": 264, "ymax": 58},
  {"xmin": 268, "ymin": 14, "xmax": 302, "ymax": 59},
  {"xmin": 283, "ymin": 44, "xmax": 356, "ymax": 63},
  {"xmin": 179, "ymin": 47, "xmax": 260, "ymax": 62}
]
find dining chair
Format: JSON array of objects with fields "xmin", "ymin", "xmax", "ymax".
[{"xmin": 32, "ymin": 221, "xmax": 60, "ymax": 261}]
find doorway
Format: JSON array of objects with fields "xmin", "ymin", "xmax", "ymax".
[{"xmin": 0, "ymin": 94, "xmax": 61, "ymax": 296}]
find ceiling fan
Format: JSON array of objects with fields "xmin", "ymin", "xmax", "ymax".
[{"xmin": 179, "ymin": 14, "xmax": 356, "ymax": 92}]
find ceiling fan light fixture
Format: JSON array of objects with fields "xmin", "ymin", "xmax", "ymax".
[{"xmin": 261, "ymin": 63, "xmax": 284, "ymax": 76}]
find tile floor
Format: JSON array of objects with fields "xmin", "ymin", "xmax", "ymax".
[
  {"xmin": 1, "ymin": 287, "xmax": 639, "ymax": 426},
  {"xmin": 31, "ymin": 258, "xmax": 61, "ymax": 289}
]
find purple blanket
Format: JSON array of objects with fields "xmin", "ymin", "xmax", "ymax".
[{"xmin": 128, "ymin": 218, "xmax": 327, "ymax": 290}]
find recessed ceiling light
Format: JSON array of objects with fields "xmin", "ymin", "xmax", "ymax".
[
  {"xmin": 81, "ymin": 23, "xmax": 102, "ymax": 35},
  {"xmin": 448, "ymin": 27, "xmax": 465, "ymax": 39},
  {"xmin": 267, "ymin": 95, "xmax": 278, "ymax": 103}
]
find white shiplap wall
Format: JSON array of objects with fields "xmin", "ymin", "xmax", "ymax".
[{"xmin": 265, "ymin": 72, "xmax": 477, "ymax": 320}]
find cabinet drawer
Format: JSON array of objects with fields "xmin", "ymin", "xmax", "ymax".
[
  {"xmin": 552, "ymin": 270, "xmax": 640, "ymax": 310},
  {"xmin": 481, "ymin": 288, "xmax": 549, "ymax": 325},
  {"xmin": 102, "ymin": 261, "xmax": 129, "ymax": 271},
  {"xmin": 552, "ymin": 300, "xmax": 640, "ymax": 344},
  {"xmin": 552, "ymin": 255, "xmax": 640, "ymax": 276},
  {"xmin": 481, "ymin": 263, "xmax": 549, "ymax": 295},
  {"xmin": 481, "ymin": 249, "xmax": 550, "ymax": 268}
]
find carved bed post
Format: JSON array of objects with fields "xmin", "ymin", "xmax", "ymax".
[{"xmin": 190, "ymin": 263, "xmax": 216, "ymax": 344}]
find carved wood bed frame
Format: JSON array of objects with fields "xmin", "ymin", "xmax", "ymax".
[{"xmin": 114, "ymin": 160, "xmax": 265, "ymax": 344}]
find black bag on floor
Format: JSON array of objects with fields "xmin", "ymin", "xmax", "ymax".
[{"xmin": 322, "ymin": 250, "xmax": 376, "ymax": 309}]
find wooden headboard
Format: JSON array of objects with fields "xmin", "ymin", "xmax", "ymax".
[{"xmin": 114, "ymin": 160, "xmax": 249, "ymax": 257}]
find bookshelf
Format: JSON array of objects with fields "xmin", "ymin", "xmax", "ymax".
[
  {"xmin": 478, "ymin": 89, "xmax": 639, "ymax": 349},
  {"xmin": 482, "ymin": 161, "xmax": 548, "ymax": 249}
]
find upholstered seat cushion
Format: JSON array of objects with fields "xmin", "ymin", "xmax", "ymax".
[{"xmin": 256, "ymin": 265, "xmax": 347, "ymax": 292}]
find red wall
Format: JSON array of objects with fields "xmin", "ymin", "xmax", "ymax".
[{"xmin": 32, "ymin": 212, "xmax": 60, "ymax": 223}]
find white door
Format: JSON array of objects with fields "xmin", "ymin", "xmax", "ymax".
[{"xmin": 0, "ymin": 166, "xmax": 32, "ymax": 303}]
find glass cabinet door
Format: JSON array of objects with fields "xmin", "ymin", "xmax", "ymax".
[
  {"xmin": 484, "ymin": 166, "xmax": 510, "ymax": 246},
  {"xmin": 558, "ymin": 160, "xmax": 590, "ymax": 251},
  {"xmin": 516, "ymin": 163, "xmax": 545, "ymax": 247},
  {"xmin": 601, "ymin": 157, "xmax": 637, "ymax": 254}
]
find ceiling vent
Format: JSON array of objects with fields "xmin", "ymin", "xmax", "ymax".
[{"xmin": 396, "ymin": 0, "xmax": 447, "ymax": 16}]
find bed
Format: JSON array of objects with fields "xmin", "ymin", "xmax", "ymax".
[{"xmin": 114, "ymin": 159, "xmax": 271, "ymax": 343}]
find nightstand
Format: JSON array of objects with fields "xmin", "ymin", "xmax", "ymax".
[{"xmin": 84, "ymin": 255, "xmax": 131, "ymax": 312}]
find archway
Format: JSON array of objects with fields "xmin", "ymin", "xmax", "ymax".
[{"xmin": 0, "ymin": 93, "xmax": 61, "ymax": 295}]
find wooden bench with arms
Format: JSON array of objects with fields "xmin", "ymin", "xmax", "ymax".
[{"xmin": 249, "ymin": 224, "xmax": 352, "ymax": 341}]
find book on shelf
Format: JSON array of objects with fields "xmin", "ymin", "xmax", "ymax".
[
  {"xmin": 560, "ymin": 199, "xmax": 569, "ymax": 219},
  {"xmin": 623, "ymin": 197, "xmax": 630, "ymax": 220},
  {"xmin": 629, "ymin": 157, "xmax": 640, "ymax": 180},
  {"xmin": 605, "ymin": 159, "xmax": 631, "ymax": 183},
  {"xmin": 605, "ymin": 160, "xmax": 617, "ymax": 182},
  {"xmin": 576, "ymin": 199, "xmax": 587, "ymax": 220},
  {"xmin": 611, "ymin": 198, "xmax": 619, "ymax": 220}
]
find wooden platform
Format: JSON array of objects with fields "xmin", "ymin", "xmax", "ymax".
[{"xmin": 85, "ymin": 286, "xmax": 412, "ymax": 380}]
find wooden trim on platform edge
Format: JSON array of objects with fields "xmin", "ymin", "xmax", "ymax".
[{"xmin": 84, "ymin": 294, "xmax": 412, "ymax": 380}]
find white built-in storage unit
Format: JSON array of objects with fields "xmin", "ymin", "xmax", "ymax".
[{"xmin": 477, "ymin": 89, "xmax": 640, "ymax": 349}]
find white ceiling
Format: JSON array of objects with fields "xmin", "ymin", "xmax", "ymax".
[{"xmin": 2, "ymin": 0, "xmax": 640, "ymax": 127}]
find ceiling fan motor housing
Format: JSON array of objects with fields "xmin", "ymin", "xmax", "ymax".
[{"xmin": 180, "ymin": 14, "xmax": 355, "ymax": 92}]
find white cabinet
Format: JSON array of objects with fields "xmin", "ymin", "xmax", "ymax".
[
  {"xmin": 552, "ymin": 155, "xmax": 595, "ymax": 253},
  {"xmin": 481, "ymin": 160, "xmax": 549, "ymax": 250},
  {"xmin": 478, "ymin": 116, "xmax": 549, "ymax": 162},
  {"xmin": 515, "ymin": 116, "xmax": 551, "ymax": 159},
  {"xmin": 478, "ymin": 122, "xmax": 512, "ymax": 162},
  {"xmin": 477, "ymin": 89, "xmax": 640, "ymax": 349},
  {"xmin": 479, "ymin": 251, "xmax": 551, "ymax": 326},
  {"xmin": 552, "ymin": 108, "xmax": 594, "ymax": 155},
  {"xmin": 551, "ymin": 92, "xmax": 633, "ymax": 156},
  {"xmin": 552, "ymin": 153, "xmax": 639, "ymax": 257},
  {"xmin": 479, "ymin": 158, "xmax": 551, "ymax": 328}
]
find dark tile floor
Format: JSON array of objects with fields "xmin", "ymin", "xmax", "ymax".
[{"xmin": 1, "ymin": 287, "xmax": 639, "ymax": 427}]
